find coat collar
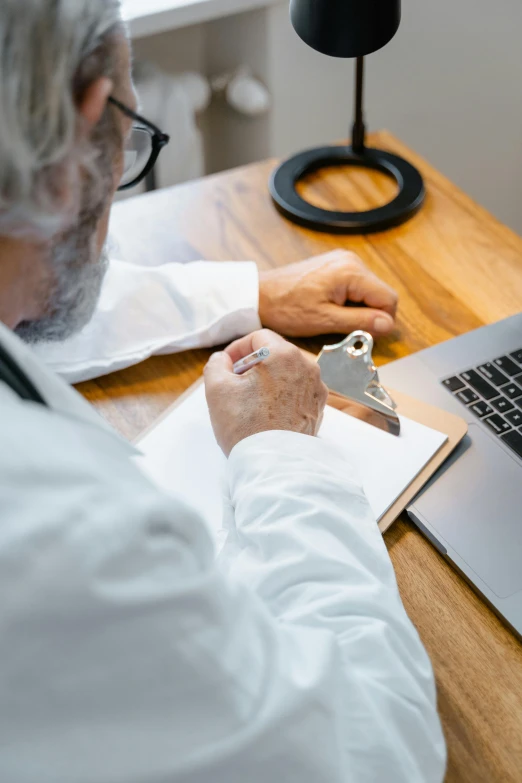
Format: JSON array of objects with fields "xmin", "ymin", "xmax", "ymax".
[{"xmin": 0, "ymin": 322, "xmax": 137, "ymax": 454}]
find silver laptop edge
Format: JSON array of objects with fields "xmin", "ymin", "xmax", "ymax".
[{"xmin": 379, "ymin": 313, "xmax": 522, "ymax": 637}]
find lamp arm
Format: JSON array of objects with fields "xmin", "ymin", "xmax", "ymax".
[{"xmin": 351, "ymin": 56, "xmax": 366, "ymax": 153}]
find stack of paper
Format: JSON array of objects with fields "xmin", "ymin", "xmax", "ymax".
[{"xmin": 134, "ymin": 383, "xmax": 447, "ymax": 544}]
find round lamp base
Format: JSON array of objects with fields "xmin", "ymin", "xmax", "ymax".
[{"xmin": 269, "ymin": 145, "xmax": 425, "ymax": 234}]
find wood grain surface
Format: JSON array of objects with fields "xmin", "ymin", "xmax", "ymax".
[{"xmin": 78, "ymin": 131, "xmax": 522, "ymax": 782}]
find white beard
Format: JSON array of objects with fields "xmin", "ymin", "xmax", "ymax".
[
  {"xmin": 15, "ymin": 129, "xmax": 115, "ymax": 345},
  {"xmin": 15, "ymin": 235, "xmax": 109, "ymax": 345}
]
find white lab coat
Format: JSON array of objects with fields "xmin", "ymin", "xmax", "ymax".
[
  {"xmin": 0, "ymin": 314, "xmax": 446, "ymax": 782},
  {"xmin": 3, "ymin": 189, "xmax": 445, "ymax": 780}
]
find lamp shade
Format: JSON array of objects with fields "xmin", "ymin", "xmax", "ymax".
[{"xmin": 290, "ymin": 0, "xmax": 401, "ymax": 59}]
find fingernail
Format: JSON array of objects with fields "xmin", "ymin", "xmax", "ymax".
[{"xmin": 373, "ymin": 314, "xmax": 394, "ymax": 334}]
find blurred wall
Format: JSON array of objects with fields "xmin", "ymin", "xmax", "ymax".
[{"xmin": 133, "ymin": 0, "xmax": 522, "ymax": 235}]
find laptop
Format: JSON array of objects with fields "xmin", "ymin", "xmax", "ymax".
[{"xmin": 378, "ymin": 312, "xmax": 522, "ymax": 637}]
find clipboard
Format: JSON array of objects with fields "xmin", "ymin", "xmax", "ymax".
[{"xmin": 136, "ymin": 376, "xmax": 467, "ymax": 536}]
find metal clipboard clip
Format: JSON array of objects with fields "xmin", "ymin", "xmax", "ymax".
[{"xmin": 318, "ymin": 331, "xmax": 401, "ymax": 436}]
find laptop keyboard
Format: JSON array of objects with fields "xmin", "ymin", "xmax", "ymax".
[{"xmin": 442, "ymin": 349, "xmax": 522, "ymax": 460}]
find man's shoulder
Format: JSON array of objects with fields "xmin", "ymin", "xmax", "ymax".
[
  {"xmin": 0, "ymin": 380, "xmax": 129, "ymax": 474},
  {"xmin": 0, "ymin": 384, "xmax": 158, "ymax": 544}
]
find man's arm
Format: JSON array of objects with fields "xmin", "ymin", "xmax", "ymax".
[
  {"xmin": 223, "ymin": 430, "xmax": 447, "ymax": 782},
  {"xmin": 30, "ymin": 258, "xmax": 262, "ymax": 382},
  {"xmin": 31, "ymin": 250, "xmax": 398, "ymax": 384},
  {"xmin": 203, "ymin": 330, "xmax": 446, "ymax": 781}
]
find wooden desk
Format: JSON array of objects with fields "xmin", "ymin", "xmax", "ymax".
[{"xmin": 79, "ymin": 131, "xmax": 522, "ymax": 782}]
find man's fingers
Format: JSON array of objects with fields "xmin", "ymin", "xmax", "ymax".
[
  {"xmin": 343, "ymin": 268, "xmax": 399, "ymax": 317},
  {"xmin": 224, "ymin": 329, "xmax": 285, "ymax": 364},
  {"xmin": 325, "ymin": 304, "xmax": 395, "ymax": 336},
  {"xmin": 223, "ymin": 335, "xmax": 256, "ymax": 364},
  {"xmin": 204, "ymin": 350, "xmax": 234, "ymax": 385}
]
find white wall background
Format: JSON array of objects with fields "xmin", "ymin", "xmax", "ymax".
[{"xmin": 132, "ymin": 0, "xmax": 522, "ymax": 235}]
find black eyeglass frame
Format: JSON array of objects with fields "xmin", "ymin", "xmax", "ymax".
[{"xmin": 108, "ymin": 96, "xmax": 170, "ymax": 191}]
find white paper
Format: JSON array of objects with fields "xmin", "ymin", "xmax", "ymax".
[
  {"xmin": 134, "ymin": 384, "xmax": 447, "ymax": 542},
  {"xmin": 317, "ymin": 405, "xmax": 447, "ymax": 520}
]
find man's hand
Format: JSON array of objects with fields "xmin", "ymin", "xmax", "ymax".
[
  {"xmin": 258, "ymin": 250, "xmax": 398, "ymax": 338},
  {"xmin": 204, "ymin": 330, "xmax": 328, "ymax": 457}
]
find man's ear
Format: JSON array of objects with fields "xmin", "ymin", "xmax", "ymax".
[{"xmin": 77, "ymin": 77, "xmax": 114, "ymax": 131}]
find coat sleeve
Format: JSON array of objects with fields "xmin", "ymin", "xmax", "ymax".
[
  {"xmin": 30, "ymin": 257, "xmax": 262, "ymax": 383},
  {"xmin": 0, "ymin": 419, "xmax": 446, "ymax": 783},
  {"xmin": 222, "ymin": 431, "xmax": 447, "ymax": 782}
]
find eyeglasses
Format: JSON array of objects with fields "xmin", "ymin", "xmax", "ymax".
[{"xmin": 108, "ymin": 96, "xmax": 170, "ymax": 191}]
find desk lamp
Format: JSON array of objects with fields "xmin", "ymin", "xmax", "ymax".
[{"xmin": 269, "ymin": 0, "xmax": 425, "ymax": 234}]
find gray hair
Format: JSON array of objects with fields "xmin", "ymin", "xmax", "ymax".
[{"xmin": 0, "ymin": 0, "xmax": 125, "ymax": 239}]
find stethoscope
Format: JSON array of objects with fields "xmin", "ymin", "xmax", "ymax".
[{"xmin": 0, "ymin": 341, "xmax": 47, "ymax": 405}]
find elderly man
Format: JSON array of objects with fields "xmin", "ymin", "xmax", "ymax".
[{"xmin": 0, "ymin": 2, "xmax": 446, "ymax": 782}]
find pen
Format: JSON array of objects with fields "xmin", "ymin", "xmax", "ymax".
[{"xmin": 233, "ymin": 346, "xmax": 270, "ymax": 375}]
